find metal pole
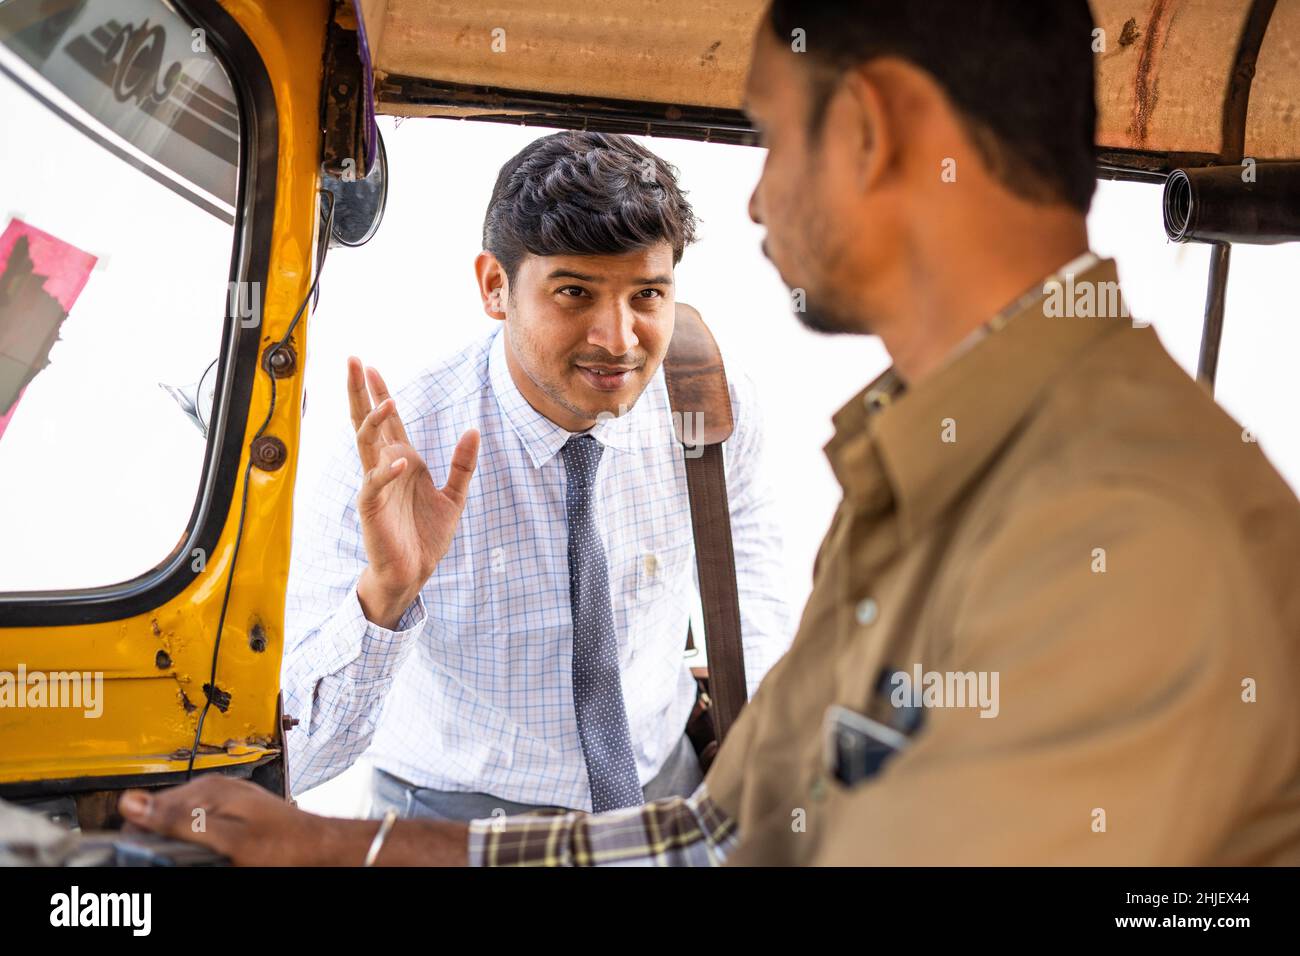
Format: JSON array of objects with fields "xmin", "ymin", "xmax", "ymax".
[{"xmin": 1196, "ymin": 243, "xmax": 1232, "ymax": 392}]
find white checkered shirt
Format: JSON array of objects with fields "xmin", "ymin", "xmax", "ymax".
[{"xmin": 282, "ymin": 328, "xmax": 793, "ymax": 808}]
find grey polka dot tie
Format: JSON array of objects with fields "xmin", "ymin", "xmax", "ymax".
[{"xmin": 562, "ymin": 434, "xmax": 645, "ymax": 812}]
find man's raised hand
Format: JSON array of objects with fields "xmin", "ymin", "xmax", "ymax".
[{"xmin": 347, "ymin": 357, "xmax": 479, "ymax": 629}]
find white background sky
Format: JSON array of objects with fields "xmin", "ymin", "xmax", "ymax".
[{"xmin": 3, "ymin": 99, "xmax": 1297, "ymax": 814}]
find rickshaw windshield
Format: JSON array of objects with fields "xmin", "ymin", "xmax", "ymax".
[{"xmin": 0, "ymin": 0, "xmax": 240, "ymax": 593}]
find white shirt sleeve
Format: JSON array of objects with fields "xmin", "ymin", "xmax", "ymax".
[
  {"xmin": 279, "ymin": 431, "xmax": 428, "ymax": 794},
  {"xmin": 721, "ymin": 369, "xmax": 795, "ymax": 696}
]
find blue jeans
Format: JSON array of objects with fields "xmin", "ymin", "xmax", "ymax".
[{"xmin": 369, "ymin": 733, "xmax": 703, "ymax": 821}]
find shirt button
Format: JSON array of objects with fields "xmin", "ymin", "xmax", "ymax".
[
  {"xmin": 864, "ymin": 389, "xmax": 893, "ymax": 411},
  {"xmin": 855, "ymin": 597, "xmax": 878, "ymax": 626}
]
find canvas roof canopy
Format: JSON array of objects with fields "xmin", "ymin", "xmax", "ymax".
[{"xmin": 354, "ymin": 0, "xmax": 1299, "ymax": 172}]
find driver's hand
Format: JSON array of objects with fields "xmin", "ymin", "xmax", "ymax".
[{"xmin": 119, "ymin": 776, "xmax": 335, "ymax": 867}]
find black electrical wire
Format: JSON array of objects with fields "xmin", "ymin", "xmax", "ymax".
[{"xmin": 185, "ymin": 190, "xmax": 336, "ymax": 780}]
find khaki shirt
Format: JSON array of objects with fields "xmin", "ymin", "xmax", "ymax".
[{"xmin": 706, "ymin": 258, "xmax": 1300, "ymax": 865}]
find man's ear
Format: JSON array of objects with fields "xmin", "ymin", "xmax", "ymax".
[
  {"xmin": 837, "ymin": 60, "xmax": 907, "ymax": 195},
  {"xmin": 474, "ymin": 251, "xmax": 508, "ymax": 321}
]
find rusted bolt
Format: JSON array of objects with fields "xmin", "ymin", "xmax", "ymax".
[
  {"xmin": 262, "ymin": 342, "xmax": 297, "ymax": 378},
  {"xmin": 155, "ymin": 650, "xmax": 172, "ymax": 669},
  {"xmin": 282, "ymin": 714, "xmax": 300, "ymax": 732},
  {"xmin": 249, "ymin": 623, "xmax": 267, "ymax": 653},
  {"xmin": 250, "ymin": 436, "xmax": 287, "ymax": 471}
]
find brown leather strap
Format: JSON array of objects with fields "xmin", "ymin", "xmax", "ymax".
[{"xmin": 663, "ymin": 303, "xmax": 747, "ymax": 743}]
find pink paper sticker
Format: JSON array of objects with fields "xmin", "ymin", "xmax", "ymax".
[{"xmin": 0, "ymin": 219, "xmax": 99, "ymax": 440}]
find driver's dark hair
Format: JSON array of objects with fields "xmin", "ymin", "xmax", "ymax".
[
  {"xmin": 483, "ymin": 131, "xmax": 697, "ymax": 283},
  {"xmin": 767, "ymin": 0, "xmax": 1098, "ymax": 212}
]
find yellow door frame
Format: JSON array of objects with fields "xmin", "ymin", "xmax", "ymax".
[{"xmin": 0, "ymin": 0, "xmax": 327, "ymax": 789}]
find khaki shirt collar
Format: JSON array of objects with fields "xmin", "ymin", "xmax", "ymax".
[{"xmin": 826, "ymin": 255, "xmax": 1129, "ymax": 543}]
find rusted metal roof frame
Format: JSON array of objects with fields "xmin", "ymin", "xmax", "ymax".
[{"xmin": 375, "ymin": 0, "xmax": 1283, "ymax": 184}]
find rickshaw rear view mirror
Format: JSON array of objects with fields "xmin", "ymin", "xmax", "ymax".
[{"xmin": 319, "ymin": 127, "xmax": 388, "ymax": 248}]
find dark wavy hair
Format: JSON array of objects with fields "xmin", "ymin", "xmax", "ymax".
[
  {"xmin": 768, "ymin": 0, "xmax": 1098, "ymax": 213},
  {"xmin": 482, "ymin": 131, "xmax": 698, "ymax": 283}
]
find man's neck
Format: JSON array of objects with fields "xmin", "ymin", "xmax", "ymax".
[{"xmin": 885, "ymin": 217, "xmax": 1090, "ymax": 385}]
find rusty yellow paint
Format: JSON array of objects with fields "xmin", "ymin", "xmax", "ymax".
[{"xmin": 0, "ymin": 0, "xmax": 328, "ymax": 786}]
